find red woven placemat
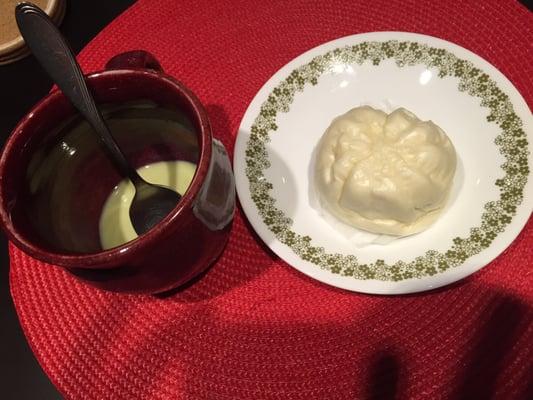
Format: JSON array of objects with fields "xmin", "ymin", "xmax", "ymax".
[{"xmin": 9, "ymin": 0, "xmax": 533, "ymax": 399}]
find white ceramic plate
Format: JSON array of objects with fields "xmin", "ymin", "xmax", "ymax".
[{"xmin": 234, "ymin": 32, "xmax": 532, "ymax": 294}]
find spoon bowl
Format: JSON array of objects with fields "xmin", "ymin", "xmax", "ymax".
[{"xmin": 130, "ymin": 179, "xmax": 182, "ymax": 235}]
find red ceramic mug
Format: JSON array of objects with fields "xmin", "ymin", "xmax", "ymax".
[{"xmin": 0, "ymin": 51, "xmax": 235, "ymax": 294}]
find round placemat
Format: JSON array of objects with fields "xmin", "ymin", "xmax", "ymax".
[{"xmin": 9, "ymin": 1, "xmax": 533, "ymax": 399}]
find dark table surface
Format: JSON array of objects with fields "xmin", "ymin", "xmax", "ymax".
[
  {"xmin": 0, "ymin": 1, "xmax": 135, "ymax": 398},
  {"xmin": 1, "ymin": 1, "xmax": 531, "ymax": 399}
]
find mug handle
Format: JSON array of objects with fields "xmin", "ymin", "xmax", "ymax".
[{"xmin": 105, "ymin": 50, "xmax": 163, "ymax": 72}]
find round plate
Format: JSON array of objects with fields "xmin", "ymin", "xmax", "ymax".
[{"xmin": 234, "ymin": 32, "xmax": 532, "ymax": 295}]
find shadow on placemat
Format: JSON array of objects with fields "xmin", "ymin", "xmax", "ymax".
[
  {"xmin": 175, "ymin": 291, "xmax": 530, "ymax": 397},
  {"xmin": 450, "ymin": 296, "xmax": 531, "ymax": 400},
  {"xmin": 366, "ymin": 348, "xmax": 400, "ymax": 400},
  {"xmin": 363, "ymin": 293, "xmax": 531, "ymax": 400}
]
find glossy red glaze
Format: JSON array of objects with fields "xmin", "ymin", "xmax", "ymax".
[
  {"xmin": 106, "ymin": 50, "xmax": 163, "ymax": 72},
  {"xmin": 0, "ymin": 51, "xmax": 235, "ymax": 294}
]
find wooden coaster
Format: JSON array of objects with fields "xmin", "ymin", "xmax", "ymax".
[{"xmin": 0, "ymin": 0, "xmax": 65, "ymax": 65}]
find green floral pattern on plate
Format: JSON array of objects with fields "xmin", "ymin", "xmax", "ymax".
[{"xmin": 245, "ymin": 41, "xmax": 529, "ymax": 281}]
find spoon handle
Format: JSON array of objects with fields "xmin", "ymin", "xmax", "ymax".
[{"xmin": 15, "ymin": 2, "xmax": 141, "ymax": 182}]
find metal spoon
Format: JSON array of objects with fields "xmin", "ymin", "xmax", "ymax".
[{"xmin": 15, "ymin": 2, "xmax": 181, "ymax": 236}]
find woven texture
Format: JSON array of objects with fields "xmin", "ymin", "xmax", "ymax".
[{"xmin": 9, "ymin": 0, "xmax": 533, "ymax": 399}]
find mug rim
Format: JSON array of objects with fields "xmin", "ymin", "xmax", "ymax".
[{"xmin": 0, "ymin": 68, "xmax": 213, "ymax": 268}]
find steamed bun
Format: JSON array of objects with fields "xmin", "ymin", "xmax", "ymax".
[{"xmin": 314, "ymin": 106, "xmax": 456, "ymax": 236}]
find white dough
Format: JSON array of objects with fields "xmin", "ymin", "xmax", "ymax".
[{"xmin": 314, "ymin": 106, "xmax": 457, "ymax": 236}]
